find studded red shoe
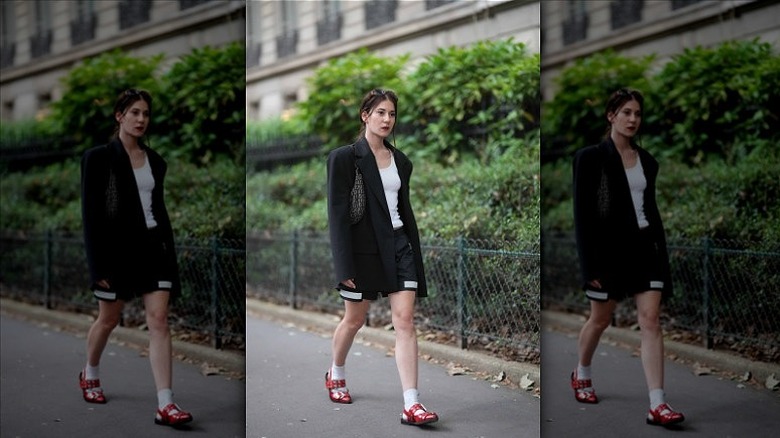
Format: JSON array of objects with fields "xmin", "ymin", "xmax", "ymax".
[
  {"xmin": 79, "ymin": 370, "xmax": 107, "ymax": 404},
  {"xmin": 647, "ymin": 403, "xmax": 684, "ymax": 426},
  {"xmin": 401, "ymin": 403, "xmax": 439, "ymax": 426},
  {"xmin": 325, "ymin": 371, "xmax": 352, "ymax": 404},
  {"xmin": 571, "ymin": 370, "xmax": 598, "ymax": 404},
  {"xmin": 155, "ymin": 403, "xmax": 193, "ymax": 427}
]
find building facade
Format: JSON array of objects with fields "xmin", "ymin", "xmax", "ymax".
[
  {"xmin": 246, "ymin": 0, "xmax": 541, "ymax": 121},
  {"xmin": 0, "ymin": 0, "xmax": 245, "ymax": 121},
  {"xmin": 541, "ymin": 0, "xmax": 780, "ymax": 100}
]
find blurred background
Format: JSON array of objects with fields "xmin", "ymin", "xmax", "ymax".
[
  {"xmin": 540, "ymin": 0, "xmax": 780, "ymax": 364},
  {"xmin": 245, "ymin": 0, "xmax": 542, "ymax": 364},
  {"xmin": 0, "ymin": 0, "xmax": 246, "ymax": 350}
]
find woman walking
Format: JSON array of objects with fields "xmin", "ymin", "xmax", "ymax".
[
  {"xmin": 80, "ymin": 89, "xmax": 192, "ymax": 427},
  {"xmin": 571, "ymin": 88, "xmax": 684, "ymax": 426},
  {"xmin": 326, "ymin": 88, "xmax": 438, "ymax": 426}
]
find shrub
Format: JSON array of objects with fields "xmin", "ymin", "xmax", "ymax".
[
  {"xmin": 155, "ymin": 42, "xmax": 246, "ymax": 165},
  {"xmin": 648, "ymin": 39, "xmax": 779, "ymax": 164},
  {"xmin": 406, "ymin": 39, "xmax": 540, "ymax": 163}
]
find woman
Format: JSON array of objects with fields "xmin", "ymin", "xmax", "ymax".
[
  {"xmin": 571, "ymin": 88, "xmax": 684, "ymax": 426},
  {"xmin": 80, "ymin": 89, "xmax": 192, "ymax": 427},
  {"xmin": 326, "ymin": 89, "xmax": 438, "ymax": 426}
]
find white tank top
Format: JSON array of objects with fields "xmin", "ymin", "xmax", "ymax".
[
  {"xmin": 625, "ymin": 156, "xmax": 649, "ymax": 229},
  {"xmin": 132, "ymin": 154, "xmax": 158, "ymax": 229},
  {"xmin": 378, "ymin": 154, "xmax": 404, "ymax": 230}
]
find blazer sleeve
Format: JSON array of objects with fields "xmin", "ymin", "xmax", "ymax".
[
  {"xmin": 573, "ymin": 147, "xmax": 603, "ymax": 284},
  {"xmin": 81, "ymin": 148, "xmax": 111, "ymax": 284},
  {"xmin": 327, "ymin": 147, "xmax": 355, "ymax": 283}
]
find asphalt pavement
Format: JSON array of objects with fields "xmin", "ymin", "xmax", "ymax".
[
  {"xmin": 245, "ymin": 308, "xmax": 541, "ymax": 438},
  {"xmin": 0, "ymin": 306, "xmax": 245, "ymax": 438},
  {"xmin": 540, "ymin": 318, "xmax": 780, "ymax": 437}
]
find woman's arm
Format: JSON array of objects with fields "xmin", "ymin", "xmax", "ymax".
[{"xmin": 327, "ymin": 147, "xmax": 356, "ymax": 285}]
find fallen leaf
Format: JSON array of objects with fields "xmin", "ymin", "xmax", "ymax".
[
  {"xmin": 693, "ymin": 363, "xmax": 712, "ymax": 376},
  {"xmin": 765, "ymin": 373, "xmax": 780, "ymax": 390},
  {"xmin": 520, "ymin": 373, "xmax": 535, "ymax": 390}
]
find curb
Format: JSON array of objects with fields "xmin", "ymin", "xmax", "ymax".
[
  {"xmin": 246, "ymin": 298, "xmax": 540, "ymax": 389},
  {"xmin": 0, "ymin": 298, "xmax": 245, "ymax": 375},
  {"xmin": 543, "ymin": 310, "xmax": 780, "ymax": 388}
]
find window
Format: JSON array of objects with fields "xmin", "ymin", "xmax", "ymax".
[
  {"xmin": 671, "ymin": 0, "xmax": 704, "ymax": 10},
  {"xmin": 425, "ymin": 0, "xmax": 456, "ymax": 11},
  {"xmin": 275, "ymin": 0, "xmax": 298, "ymax": 58},
  {"xmin": 562, "ymin": 0, "xmax": 588, "ymax": 45},
  {"xmin": 71, "ymin": 0, "xmax": 97, "ymax": 46},
  {"xmin": 180, "ymin": 0, "xmax": 212, "ymax": 10},
  {"xmin": 1, "ymin": 1, "xmax": 16, "ymax": 68},
  {"xmin": 30, "ymin": 0, "xmax": 53, "ymax": 59},
  {"xmin": 317, "ymin": 0, "xmax": 342, "ymax": 46},
  {"xmin": 364, "ymin": 0, "xmax": 398, "ymax": 30},
  {"xmin": 246, "ymin": 1, "xmax": 262, "ymax": 67},
  {"xmin": 610, "ymin": 0, "xmax": 643, "ymax": 30},
  {"xmin": 119, "ymin": 0, "xmax": 152, "ymax": 30}
]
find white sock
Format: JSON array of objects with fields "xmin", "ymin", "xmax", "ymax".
[
  {"xmin": 157, "ymin": 388, "xmax": 174, "ymax": 409},
  {"xmin": 331, "ymin": 364, "xmax": 345, "ymax": 381},
  {"xmin": 576, "ymin": 364, "xmax": 592, "ymax": 381},
  {"xmin": 85, "ymin": 363, "xmax": 100, "ymax": 381},
  {"xmin": 649, "ymin": 388, "xmax": 665, "ymax": 410},
  {"xmin": 403, "ymin": 388, "xmax": 419, "ymax": 410}
]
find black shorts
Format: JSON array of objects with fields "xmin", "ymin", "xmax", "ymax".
[
  {"xmin": 92, "ymin": 227, "xmax": 175, "ymax": 302},
  {"xmin": 585, "ymin": 228, "xmax": 665, "ymax": 302},
  {"xmin": 339, "ymin": 228, "xmax": 418, "ymax": 302}
]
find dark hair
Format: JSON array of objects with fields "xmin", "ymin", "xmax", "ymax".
[
  {"xmin": 357, "ymin": 88, "xmax": 398, "ymax": 141},
  {"xmin": 604, "ymin": 88, "xmax": 644, "ymax": 144},
  {"xmin": 112, "ymin": 88, "xmax": 153, "ymax": 139}
]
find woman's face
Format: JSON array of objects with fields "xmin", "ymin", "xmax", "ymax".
[
  {"xmin": 362, "ymin": 99, "xmax": 396, "ymax": 140},
  {"xmin": 608, "ymin": 98, "xmax": 642, "ymax": 139},
  {"xmin": 116, "ymin": 99, "xmax": 150, "ymax": 139}
]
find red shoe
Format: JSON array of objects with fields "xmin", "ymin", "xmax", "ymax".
[
  {"xmin": 79, "ymin": 370, "xmax": 106, "ymax": 404},
  {"xmin": 647, "ymin": 403, "xmax": 684, "ymax": 426},
  {"xmin": 155, "ymin": 403, "xmax": 193, "ymax": 427},
  {"xmin": 325, "ymin": 371, "xmax": 352, "ymax": 404},
  {"xmin": 401, "ymin": 403, "xmax": 439, "ymax": 426},
  {"xmin": 571, "ymin": 370, "xmax": 598, "ymax": 404}
]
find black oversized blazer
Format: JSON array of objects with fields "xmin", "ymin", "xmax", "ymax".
[
  {"xmin": 327, "ymin": 137, "xmax": 427, "ymax": 297},
  {"xmin": 572, "ymin": 138, "xmax": 672, "ymax": 299},
  {"xmin": 81, "ymin": 139, "xmax": 180, "ymax": 296}
]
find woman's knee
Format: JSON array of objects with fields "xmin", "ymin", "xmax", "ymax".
[
  {"xmin": 391, "ymin": 310, "xmax": 415, "ymax": 333},
  {"xmin": 145, "ymin": 308, "xmax": 170, "ymax": 332}
]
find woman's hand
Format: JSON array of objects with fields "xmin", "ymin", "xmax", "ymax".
[
  {"xmin": 341, "ymin": 279, "xmax": 356, "ymax": 289},
  {"xmin": 96, "ymin": 279, "xmax": 111, "ymax": 289},
  {"xmin": 588, "ymin": 279, "xmax": 602, "ymax": 289}
]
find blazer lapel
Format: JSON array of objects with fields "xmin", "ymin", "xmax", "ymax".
[{"xmin": 354, "ymin": 137, "xmax": 391, "ymax": 221}]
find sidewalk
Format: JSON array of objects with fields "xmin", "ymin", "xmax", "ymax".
[
  {"xmin": 246, "ymin": 300, "xmax": 541, "ymax": 438},
  {"xmin": 541, "ymin": 310, "xmax": 780, "ymax": 437},
  {"xmin": 0, "ymin": 299, "xmax": 245, "ymax": 438}
]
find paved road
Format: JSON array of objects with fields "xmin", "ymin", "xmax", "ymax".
[
  {"xmin": 0, "ymin": 312, "xmax": 244, "ymax": 438},
  {"xmin": 541, "ymin": 328, "xmax": 780, "ymax": 437},
  {"xmin": 245, "ymin": 312, "xmax": 540, "ymax": 438}
]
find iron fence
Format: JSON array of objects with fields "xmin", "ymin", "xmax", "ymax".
[
  {"xmin": 0, "ymin": 231, "xmax": 245, "ymax": 350},
  {"xmin": 246, "ymin": 232, "xmax": 541, "ymax": 363},
  {"xmin": 542, "ymin": 233, "xmax": 780, "ymax": 363}
]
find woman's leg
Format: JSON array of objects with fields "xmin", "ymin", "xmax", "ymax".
[
  {"xmin": 634, "ymin": 290, "xmax": 664, "ymax": 391},
  {"xmin": 388, "ymin": 290, "xmax": 418, "ymax": 391},
  {"xmin": 143, "ymin": 291, "xmax": 172, "ymax": 392},
  {"xmin": 577, "ymin": 299, "xmax": 617, "ymax": 367},
  {"xmin": 332, "ymin": 299, "xmax": 370, "ymax": 367},
  {"xmin": 86, "ymin": 299, "xmax": 125, "ymax": 368}
]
